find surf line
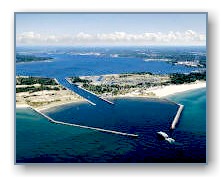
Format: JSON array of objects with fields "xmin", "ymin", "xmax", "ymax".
[
  {"xmin": 30, "ymin": 107, "xmax": 138, "ymax": 138},
  {"xmin": 170, "ymin": 104, "xmax": 184, "ymax": 129}
]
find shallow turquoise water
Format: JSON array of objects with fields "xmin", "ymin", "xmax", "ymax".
[{"xmin": 168, "ymin": 88, "xmax": 206, "ymax": 133}]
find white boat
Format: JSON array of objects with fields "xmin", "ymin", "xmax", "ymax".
[
  {"xmin": 157, "ymin": 131, "xmax": 175, "ymax": 143},
  {"xmin": 157, "ymin": 131, "xmax": 169, "ymax": 139}
]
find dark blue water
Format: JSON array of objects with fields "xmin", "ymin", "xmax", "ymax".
[
  {"xmin": 45, "ymin": 98, "xmax": 178, "ymax": 135},
  {"xmin": 16, "ymin": 89, "xmax": 206, "ymax": 163}
]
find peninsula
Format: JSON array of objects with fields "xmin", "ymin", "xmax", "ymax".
[{"xmin": 16, "ymin": 54, "xmax": 53, "ymax": 63}]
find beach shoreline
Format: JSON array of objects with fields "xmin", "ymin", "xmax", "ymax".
[
  {"xmin": 16, "ymin": 99, "xmax": 85, "ymax": 112},
  {"xmin": 146, "ymin": 80, "xmax": 206, "ymax": 98},
  {"xmin": 101, "ymin": 81, "xmax": 206, "ymax": 99},
  {"xmin": 16, "ymin": 81, "xmax": 206, "ymax": 111}
]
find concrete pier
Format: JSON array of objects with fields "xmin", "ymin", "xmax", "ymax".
[
  {"xmin": 77, "ymin": 85, "xmax": 114, "ymax": 105},
  {"xmin": 170, "ymin": 104, "xmax": 184, "ymax": 129},
  {"xmin": 54, "ymin": 78, "xmax": 59, "ymax": 84},
  {"xmin": 30, "ymin": 107, "xmax": 138, "ymax": 138}
]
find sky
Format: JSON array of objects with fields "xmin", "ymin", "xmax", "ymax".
[{"xmin": 16, "ymin": 13, "xmax": 207, "ymax": 46}]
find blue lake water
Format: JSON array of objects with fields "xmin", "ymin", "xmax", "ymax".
[{"xmin": 16, "ymin": 47, "xmax": 202, "ymax": 78}]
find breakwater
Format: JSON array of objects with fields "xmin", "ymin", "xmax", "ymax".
[
  {"xmin": 170, "ymin": 104, "xmax": 184, "ymax": 129},
  {"xmin": 29, "ymin": 107, "xmax": 138, "ymax": 138}
]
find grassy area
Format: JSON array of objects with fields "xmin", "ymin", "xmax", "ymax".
[
  {"xmin": 16, "ymin": 76, "xmax": 58, "ymax": 85},
  {"xmin": 169, "ymin": 72, "xmax": 206, "ymax": 84},
  {"xmin": 16, "ymin": 86, "xmax": 60, "ymax": 93},
  {"xmin": 16, "ymin": 76, "xmax": 60, "ymax": 93},
  {"xmin": 70, "ymin": 77, "xmax": 91, "ymax": 84}
]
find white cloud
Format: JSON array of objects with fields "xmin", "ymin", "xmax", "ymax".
[{"xmin": 16, "ymin": 30, "xmax": 206, "ymax": 46}]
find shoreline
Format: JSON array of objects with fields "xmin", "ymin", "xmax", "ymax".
[
  {"xmin": 16, "ymin": 99, "xmax": 85, "ymax": 112},
  {"xmin": 16, "ymin": 81, "xmax": 206, "ymax": 112},
  {"xmin": 101, "ymin": 81, "xmax": 206, "ymax": 99},
  {"xmin": 148, "ymin": 81, "xmax": 206, "ymax": 98}
]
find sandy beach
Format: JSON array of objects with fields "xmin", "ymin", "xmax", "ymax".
[
  {"xmin": 102, "ymin": 81, "xmax": 206, "ymax": 99},
  {"xmin": 16, "ymin": 84, "xmax": 85, "ymax": 111},
  {"xmin": 16, "ymin": 98, "xmax": 86, "ymax": 112},
  {"xmin": 16, "ymin": 96, "xmax": 84, "ymax": 111},
  {"xmin": 148, "ymin": 81, "xmax": 206, "ymax": 98},
  {"xmin": 16, "ymin": 104, "xmax": 31, "ymax": 108}
]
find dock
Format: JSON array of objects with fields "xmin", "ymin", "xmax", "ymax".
[
  {"xmin": 30, "ymin": 107, "xmax": 138, "ymax": 138},
  {"xmin": 99, "ymin": 97, "xmax": 114, "ymax": 105},
  {"xmin": 170, "ymin": 104, "xmax": 184, "ymax": 129}
]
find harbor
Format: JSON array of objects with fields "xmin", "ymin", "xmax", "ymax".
[{"xmin": 15, "ymin": 12, "xmax": 207, "ymax": 164}]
